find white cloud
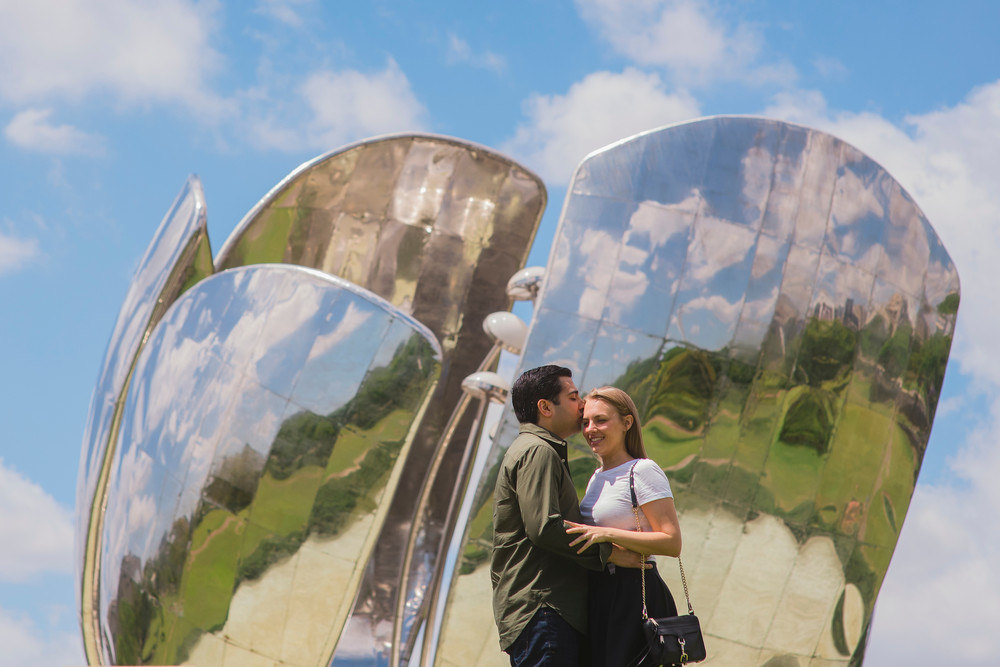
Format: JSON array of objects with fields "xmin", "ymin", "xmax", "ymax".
[
  {"xmin": 255, "ymin": 0, "xmax": 313, "ymax": 28},
  {"xmin": 446, "ymin": 33, "xmax": 506, "ymax": 74},
  {"xmin": 246, "ymin": 59, "xmax": 428, "ymax": 152},
  {"xmin": 866, "ymin": 396, "xmax": 1000, "ymax": 665},
  {"xmin": 0, "ymin": 233, "xmax": 39, "ymax": 276},
  {"xmin": 0, "ymin": 0, "xmax": 224, "ymax": 112},
  {"xmin": 812, "ymin": 56, "xmax": 848, "ymax": 81},
  {"xmin": 575, "ymin": 0, "xmax": 795, "ymax": 87},
  {"xmin": 503, "ymin": 68, "xmax": 699, "ymax": 184},
  {"xmin": 0, "ymin": 605, "xmax": 84, "ymax": 667},
  {"xmin": 4, "ymin": 108, "xmax": 103, "ymax": 155},
  {"xmin": 0, "ymin": 460, "xmax": 74, "ymax": 581}
]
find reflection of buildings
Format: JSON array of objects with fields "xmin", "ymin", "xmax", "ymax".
[
  {"xmin": 812, "ymin": 297, "xmax": 865, "ymax": 331},
  {"xmin": 884, "ymin": 292, "xmax": 910, "ymax": 333}
]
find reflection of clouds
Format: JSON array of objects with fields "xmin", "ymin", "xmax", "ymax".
[
  {"xmin": 631, "ymin": 197, "xmax": 698, "ymax": 246},
  {"xmin": 742, "ymin": 285, "xmax": 779, "ymax": 322},
  {"xmin": 608, "ymin": 202, "xmax": 691, "ymax": 318},
  {"xmin": 606, "ymin": 268, "xmax": 649, "ymax": 316},
  {"xmin": 884, "ymin": 202, "xmax": 930, "ymax": 294},
  {"xmin": 751, "ymin": 244, "xmax": 783, "ymax": 279},
  {"xmin": 254, "ymin": 277, "xmax": 331, "ymax": 356},
  {"xmin": 833, "ymin": 161, "xmax": 884, "ymax": 228},
  {"xmin": 741, "ymin": 144, "xmax": 775, "ymax": 214},
  {"xmin": 577, "ymin": 229, "xmax": 619, "ymax": 317},
  {"xmin": 682, "ymin": 292, "xmax": 743, "ymax": 322},
  {"xmin": 815, "ymin": 257, "xmax": 874, "ymax": 309},
  {"xmin": 102, "ymin": 444, "xmax": 155, "ymax": 582},
  {"xmin": 312, "ymin": 301, "xmax": 373, "ymax": 358},
  {"xmin": 686, "ymin": 221, "xmax": 756, "ymax": 285}
]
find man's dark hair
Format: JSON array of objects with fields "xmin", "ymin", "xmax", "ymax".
[{"xmin": 511, "ymin": 365, "xmax": 573, "ymax": 424}]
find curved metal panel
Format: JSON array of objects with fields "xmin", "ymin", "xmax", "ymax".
[
  {"xmin": 435, "ymin": 117, "xmax": 960, "ymax": 666},
  {"xmin": 95, "ymin": 265, "xmax": 441, "ymax": 666},
  {"xmin": 215, "ymin": 134, "xmax": 545, "ymax": 663},
  {"xmin": 76, "ymin": 176, "xmax": 212, "ymax": 662}
]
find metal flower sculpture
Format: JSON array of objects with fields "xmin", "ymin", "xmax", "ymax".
[
  {"xmin": 78, "ymin": 118, "xmax": 959, "ymax": 667},
  {"xmin": 77, "ymin": 135, "xmax": 545, "ymax": 665},
  {"xmin": 434, "ymin": 117, "xmax": 960, "ymax": 667}
]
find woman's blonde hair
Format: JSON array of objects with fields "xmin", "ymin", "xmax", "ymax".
[{"xmin": 586, "ymin": 386, "xmax": 647, "ymax": 459}]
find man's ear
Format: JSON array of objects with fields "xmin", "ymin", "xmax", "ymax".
[{"xmin": 537, "ymin": 398, "xmax": 553, "ymax": 418}]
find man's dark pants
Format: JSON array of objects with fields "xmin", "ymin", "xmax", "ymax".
[{"xmin": 505, "ymin": 607, "xmax": 582, "ymax": 667}]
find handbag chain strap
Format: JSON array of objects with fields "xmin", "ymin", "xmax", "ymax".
[{"xmin": 629, "ymin": 462, "xmax": 695, "ymax": 618}]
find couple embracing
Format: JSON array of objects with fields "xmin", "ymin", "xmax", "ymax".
[{"xmin": 491, "ymin": 365, "xmax": 682, "ymax": 667}]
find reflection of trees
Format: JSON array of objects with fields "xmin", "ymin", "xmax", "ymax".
[
  {"xmin": 877, "ymin": 320, "xmax": 912, "ymax": 380},
  {"xmin": 778, "ymin": 387, "xmax": 835, "ymax": 454},
  {"xmin": 645, "ymin": 347, "xmax": 718, "ymax": 432},
  {"xmin": 797, "ymin": 318, "xmax": 857, "ymax": 386},
  {"xmin": 909, "ymin": 332, "xmax": 952, "ymax": 418},
  {"xmin": 599, "ymin": 308, "xmax": 953, "ymax": 664},
  {"xmin": 107, "ymin": 332, "xmax": 438, "ymax": 664}
]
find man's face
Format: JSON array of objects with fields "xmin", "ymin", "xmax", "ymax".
[{"xmin": 546, "ymin": 376, "xmax": 583, "ymax": 439}]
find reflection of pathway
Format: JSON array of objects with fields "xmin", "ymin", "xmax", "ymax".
[
  {"xmin": 660, "ymin": 509, "xmax": 864, "ymax": 665},
  {"xmin": 439, "ymin": 508, "xmax": 865, "ymax": 667},
  {"xmin": 185, "ymin": 512, "xmax": 376, "ymax": 666},
  {"xmin": 188, "ymin": 514, "xmax": 241, "ymax": 560},
  {"xmin": 646, "ymin": 413, "xmax": 707, "ymax": 437}
]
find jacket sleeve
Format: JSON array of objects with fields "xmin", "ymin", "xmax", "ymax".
[{"xmin": 515, "ymin": 444, "xmax": 610, "ymax": 571}]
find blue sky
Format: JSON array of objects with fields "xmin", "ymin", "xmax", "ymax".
[{"xmin": 2, "ymin": 1, "xmax": 999, "ymax": 665}]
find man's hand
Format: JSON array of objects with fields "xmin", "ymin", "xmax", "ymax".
[{"xmin": 607, "ymin": 544, "xmax": 650, "ymax": 569}]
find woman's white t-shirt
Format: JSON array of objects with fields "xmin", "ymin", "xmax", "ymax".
[{"xmin": 579, "ymin": 458, "xmax": 672, "ymax": 532}]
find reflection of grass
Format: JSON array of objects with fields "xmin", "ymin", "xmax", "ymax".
[
  {"xmin": 813, "ymin": 401, "xmax": 893, "ymax": 533},
  {"xmin": 644, "ymin": 417, "xmax": 701, "ymax": 468},
  {"xmin": 702, "ymin": 384, "xmax": 744, "ymax": 461},
  {"xmin": 179, "ymin": 508, "xmax": 243, "ymax": 631},
  {"xmin": 226, "ymin": 207, "xmax": 295, "ymax": 265},
  {"xmin": 862, "ymin": 423, "xmax": 916, "ymax": 548},
  {"xmin": 761, "ymin": 440, "xmax": 823, "ymax": 519},
  {"xmin": 249, "ymin": 467, "xmax": 323, "ymax": 534},
  {"xmin": 138, "ymin": 407, "xmax": 415, "ymax": 662},
  {"xmin": 123, "ymin": 329, "xmax": 439, "ymax": 662}
]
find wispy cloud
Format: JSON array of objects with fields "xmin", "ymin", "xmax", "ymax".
[
  {"xmin": 446, "ymin": 32, "xmax": 506, "ymax": 74},
  {"xmin": 245, "ymin": 59, "xmax": 429, "ymax": 152},
  {"xmin": 254, "ymin": 0, "xmax": 314, "ymax": 28},
  {"xmin": 0, "ymin": 460, "xmax": 73, "ymax": 581},
  {"xmin": 0, "ymin": 0, "xmax": 226, "ymax": 114},
  {"xmin": 503, "ymin": 68, "xmax": 699, "ymax": 184},
  {"xmin": 4, "ymin": 109, "xmax": 103, "ymax": 155},
  {"xmin": 0, "ymin": 605, "xmax": 84, "ymax": 667},
  {"xmin": 0, "ymin": 233, "xmax": 40, "ymax": 277},
  {"xmin": 575, "ymin": 0, "xmax": 796, "ymax": 87}
]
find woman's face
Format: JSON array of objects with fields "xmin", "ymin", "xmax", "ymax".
[{"xmin": 582, "ymin": 398, "xmax": 633, "ymax": 464}]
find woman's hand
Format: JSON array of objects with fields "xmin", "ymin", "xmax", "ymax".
[{"xmin": 564, "ymin": 520, "xmax": 615, "ymax": 554}]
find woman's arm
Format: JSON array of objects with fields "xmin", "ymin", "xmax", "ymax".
[{"xmin": 564, "ymin": 497, "xmax": 682, "ymax": 557}]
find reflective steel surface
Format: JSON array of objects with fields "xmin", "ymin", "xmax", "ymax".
[
  {"xmin": 216, "ymin": 134, "xmax": 544, "ymax": 664},
  {"xmin": 96, "ymin": 265, "xmax": 441, "ymax": 665},
  {"xmin": 77, "ymin": 176, "xmax": 212, "ymax": 661},
  {"xmin": 435, "ymin": 117, "xmax": 960, "ymax": 666},
  {"xmin": 77, "ymin": 134, "xmax": 545, "ymax": 666}
]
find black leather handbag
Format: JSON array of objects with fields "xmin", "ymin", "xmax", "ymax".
[{"xmin": 629, "ymin": 463, "xmax": 707, "ymax": 666}]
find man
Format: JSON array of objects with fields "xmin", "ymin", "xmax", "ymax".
[{"xmin": 491, "ymin": 365, "xmax": 642, "ymax": 666}]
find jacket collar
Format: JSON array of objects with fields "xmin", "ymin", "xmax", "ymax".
[{"xmin": 519, "ymin": 422, "xmax": 569, "ymax": 465}]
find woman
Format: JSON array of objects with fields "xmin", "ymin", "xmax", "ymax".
[{"xmin": 564, "ymin": 386, "xmax": 682, "ymax": 667}]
